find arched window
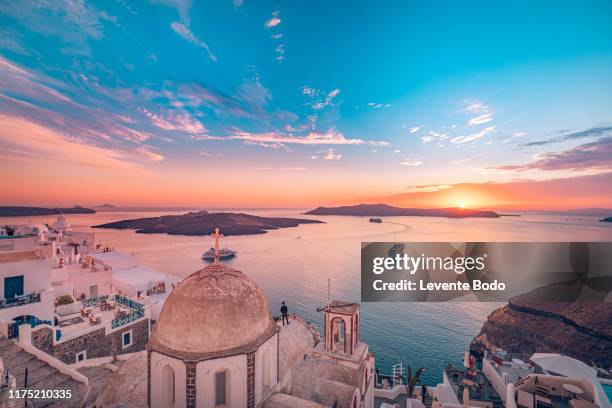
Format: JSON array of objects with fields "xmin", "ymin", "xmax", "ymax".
[
  {"xmin": 215, "ymin": 369, "xmax": 229, "ymax": 407},
  {"xmin": 161, "ymin": 365, "xmax": 175, "ymax": 407}
]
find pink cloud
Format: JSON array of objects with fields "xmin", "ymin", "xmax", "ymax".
[
  {"xmin": 227, "ymin": 129, "xmax": 388, "ymax": 146},
  {"xmin": 142, "ymin": 108, "xmax": 207, "ymax": 134},
  {"xmin": 0, "ymin": 113, "xmax": 156, "ymax": 170}
]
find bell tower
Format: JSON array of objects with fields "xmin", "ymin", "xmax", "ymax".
[{"xmin": 323, "ymin": 301, "xmax": 360, "ymax": 355}]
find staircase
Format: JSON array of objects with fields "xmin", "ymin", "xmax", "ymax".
[{"xmin": 0, "ymin": 336, "xmax": 89, "ymax": 407}]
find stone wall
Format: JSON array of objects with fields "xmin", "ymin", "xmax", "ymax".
[
  {"xmin": 247, "ymin": 351, "xmax": 256, "ymax": 408},
  {"xmin": 31, "ymin": 326, "xmax": 53, "ymax": 354},
  {"xmin": 52, "ymin": 319, "xmax": 150, "ymax": 364},
  {"xmin": 186, "ymin": 361, "xmax": 197, "ymax": 408}
]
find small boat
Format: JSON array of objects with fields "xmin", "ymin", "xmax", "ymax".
[
  {"xmin": 388, "ymin": 243, "xmax": 405, "ymax": 257},
  {"xmin": 369, "ymin": 217, "xmax": 383, "ymax": 223},
  {"xmin": 202, "ymin": 247, "xmax": 237, "ymax": 261}
]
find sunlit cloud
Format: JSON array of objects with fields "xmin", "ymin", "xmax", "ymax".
[
  {"xmin": 324, "ymin": 149, "xmax": 343, "ymax": 160},
  {"xmin": 141, "ymin": 108, "xmax": 207, "ymax": 134},
  {"xmin": 0, "ymin": 113, "xmax": 158, "ymax": 170},
  {"xmin": 492, "ymin": 137, "xmax": 612, "ymax": 173},
  {"xmin": 451, "ymin": 126, "xmax": 496, "ymax": 144},
  {"xmin": 265, "ymin": 11, "xmax": 281, "ymax": 28},
  {"xmin": 468, "ymin": 113, "xmax": 493, "ymax": 126},
  {"xmin": 227, "ymin": 129, "xmax": 388, "ymax": 146}
]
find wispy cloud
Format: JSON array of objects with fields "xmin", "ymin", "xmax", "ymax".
[
  {"xmin": 464, "ymin": 100, "xmax": 494, "ymax": 127},
  {"xmin": 227, "ymin": 129, "xmax": 388, "ymax": 147},
  {"xmin": 493, "ymin": 137, "xmax": 612, "ymax": 173},
  {"xmin": 523, "ymin": 125, "xmax": 612, "ymax": 146},
  {"xmin": 421, "ymin": 130, "xmax": 448, "ymax": 144},
  {"xmin": 275, "ymin": 43, "xmax": 286, "ymax": 62},
  {"xmin": 0, "ymin": 0, "xmax": 117, "ymax": 55},
  {"xmin": 311, "ymin": 88, "xmax": 341, "ymax": 110},
  {"xmin": 408, "ymin": 125, "xmax": 424, "ymax": 133},
  {"xmin": 451, "ymin": 126, "xmax": 496, "ymax": 144},
  {"xmin": 141, "ymin": 108, "xmax": 207, "ymax": 134},
  {"xmin": 0, "ymin": 113, "xmax": 159, "ymax": 170},
  {"xmin": 400, "ymin": 158, "xmax": 423, "ymax": 166},
  {"xmin": 256, "ymin": 166, "xmax": 308, "ymax": 171},
  {"xmin": 405, "ymin": 184, "xmax": 452, "ymax": 192},
  {"xmin": 367, "ymin": 102, "xmax": 392, "ymax": 109},
  {"xmin": 170, "ymin": 21, "xmax": 217, "ymax": 61},
  {"xmin": 324, "ymin": 149, "xmax": 342, "ymax": 160},
  {"xmin": 468, "ymin": 113, "xmax": 493, "ymax": 126}
]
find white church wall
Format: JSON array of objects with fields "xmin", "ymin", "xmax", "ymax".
[
  {"xmin": 196, "ymin": 353, "xmax": 247, "ymax": 408},
  {"xmin": 150, "ymin": 352, "xmax": 187, "ymax": 408},
  {"xmin": 255, "ymin": 333, "xmax": 279, "ymax": 404}
]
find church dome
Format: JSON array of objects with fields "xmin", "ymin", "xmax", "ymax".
[{"xmin": 149, "ymin": 262, "xmax": 276, "ymax": 357}]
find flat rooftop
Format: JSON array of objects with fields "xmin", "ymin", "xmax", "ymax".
[{"xmin": 0, "ymin": 250, "xmax": 40, "ymax": 263}]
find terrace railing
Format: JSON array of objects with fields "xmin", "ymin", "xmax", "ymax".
[
  {"xmin": 115, "ymin": 295, "xmax": 144, "ymax": 310},
  {"xmin": 0, "ymin": 293, "xmax": 41, "ymax": 310},
  {"xmin": 111, "ymin": 308, "xmax": 145, "ymax": 329},
  {"xmin": 80, "ymin": 295, "xmax": 109, "ymax": 308},
  {"xmin": 111, "ymin": 295, "xmax": 145, "ymax": 329}
]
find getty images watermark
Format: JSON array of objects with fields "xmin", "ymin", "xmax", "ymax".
[{"xmin": 361, "ymin": 242, "xmax": 612, "ymax": 302}]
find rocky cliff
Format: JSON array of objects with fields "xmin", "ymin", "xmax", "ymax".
[{"xmin": 471, "ymin": 294, "xmax": 612, "ymax": 370}]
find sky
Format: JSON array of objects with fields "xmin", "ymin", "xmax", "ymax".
[{"xmin": 1, "ymin": 0, "xmax": 611, "ymax": 209}]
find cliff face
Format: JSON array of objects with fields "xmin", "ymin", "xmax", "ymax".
[{"xmin": 472, "ymin": 297, "xmax": 612, "ymax": 370}]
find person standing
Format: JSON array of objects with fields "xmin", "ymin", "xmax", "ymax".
[{"xmin": 280, "ymin": 301, "xmax": 289, "ymax": 325}]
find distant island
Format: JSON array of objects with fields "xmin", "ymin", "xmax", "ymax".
[
  {"xmin": 305, "ymin": 203, "xmax": 500, "ymax": 218},
  {"xmin": 98, "ymin": 204, "xmax": 116, "ymax": 208},
  {"xmin": 0, "ymin": 206, "xmax": 96, "ymax": 216},
  {"xmin": 600, "ymin": 217, "xmax": 612, "ymax": 223},
  {"xmin": 93, "ymin": 210, "xmax": 324, "ymax": 236}
]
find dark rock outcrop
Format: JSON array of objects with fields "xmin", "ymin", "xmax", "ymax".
[
  {"xmin": 305, "ymin": 203, "xmax": 500, "ymax": 218},
  {"xmin": 0, "ymin": 206, "xmax": 96, "ymax": 216},
  {"xmin": 472, "ymin": 293, "xmax": 612, "ymax": 369},
  {"xmin": 93, "ymin": 210, "xmax": 323, "ymax": 236}
]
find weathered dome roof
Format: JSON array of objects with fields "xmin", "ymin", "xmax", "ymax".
[{"xmin": 149, "ymin": 263, "xmax": 276, "ymax": 358}]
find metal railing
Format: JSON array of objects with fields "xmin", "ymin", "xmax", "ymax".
[
  {"xmin": 111, "ymin": 308, "xmax": 145, "ymax": 329},
  {"xmin": 0, "ymin": 293, "xmax": 41, "ymax": 310},
  {"xmin": 115, "ymin": 295, "xmax": 144, "ymax": 310},
  {"xmin": 80, "ymin": 295, "xmax": 109, "ymax": 308}
]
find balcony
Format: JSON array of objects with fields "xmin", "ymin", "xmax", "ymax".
[{"xmin": 0, "ymin": 293, "xmax": 41, "ymax": 310}]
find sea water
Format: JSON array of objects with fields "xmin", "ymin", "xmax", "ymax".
[{"xmin": 2, "ymin": 209, "xmax": 610, "ymax": 384}]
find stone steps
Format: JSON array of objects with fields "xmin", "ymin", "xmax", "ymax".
[{"xmin": 0, "ymin": 336, "xmax": 89, "ymax": 407}]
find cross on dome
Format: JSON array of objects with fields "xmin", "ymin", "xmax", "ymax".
[{"xmin": 210, "ymin": 227, "xmax": 223, "ymax": 265}]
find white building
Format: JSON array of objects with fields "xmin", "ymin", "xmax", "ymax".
[{"xmin": 0, "ymin": 249, "xmax": 55, "ymax": 336}]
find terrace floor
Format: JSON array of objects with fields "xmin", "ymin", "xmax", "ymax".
[{"xmin": 58, "ymin": 303, "xmax": 132, "ymax": 339}]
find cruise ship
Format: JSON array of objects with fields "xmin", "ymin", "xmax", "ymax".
[{"xmin": 202, "ymin": 247, "xmax": 237, "ymax": 261}]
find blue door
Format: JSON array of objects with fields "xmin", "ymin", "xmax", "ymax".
[{"xmin": 4, "ymin": 275, "xmax": 24, "ymax": 299}]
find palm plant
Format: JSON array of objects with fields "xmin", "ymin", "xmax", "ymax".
[
  {"xmin": 68, "ymin": 242, "xmax": 80, "ymax": 255},
  {"xmin": 403, "ymin": 365, "xmax": 426, "ymax": 398}
]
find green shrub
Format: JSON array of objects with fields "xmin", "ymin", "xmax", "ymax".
[{"xmin": 56, "ymin": 295, "xmax": 74, "ymax": 305}]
